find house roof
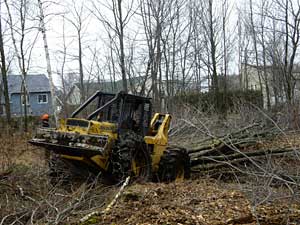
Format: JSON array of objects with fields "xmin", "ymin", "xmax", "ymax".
[{"xmin": 7, "ymin": 74, "xmax": 51, "ymax": 94}]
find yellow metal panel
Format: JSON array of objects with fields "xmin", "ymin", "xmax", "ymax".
[
  {"xmin": 145, "ymin": 113, "xmax": 172, "ymax": 170},
  {"xmin": 91, "ymin": 155, "xmax": 109, "ymax": 170},
  {"xmin": 151, "ymin": 145, "xmax": 166, "ymax": 172},
  {"xmin": 58, "ymin": 119, "xmax": 118, "ymax": 140},
  {"xmin": 61, "ymin": 155, "xmax": 84, "ymax": 161},
  {"xmin": 58, "ymin": 119, "xmax": 66, "ymax": 130},
  {"xmin": 144, "ymin": 113, "xmax": 171, "ymax": 146}
]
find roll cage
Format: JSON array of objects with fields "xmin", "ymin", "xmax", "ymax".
[{"xmin": 71, "ymin": 91, "xmax": 152, "ymax": 136}]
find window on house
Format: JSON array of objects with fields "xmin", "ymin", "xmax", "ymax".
[{"xmin": 38, "ymin": 94, "xmax": 48, "ymax": 104}]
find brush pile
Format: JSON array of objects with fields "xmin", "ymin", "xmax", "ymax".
[{"xmin": 187, "ymin": 123, "xmax": 299, "ymax": 173}]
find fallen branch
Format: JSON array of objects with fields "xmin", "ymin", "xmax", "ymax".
[
  {"xmin": 79, "ymin": 176, "xmax": 130, "ymax": 223},
  {"xmin": 191, "ymin": 150, "xmax": 296, "ymax": 171},
  {"xmin": 191, "ymin": 148, "xmax": 297, "ymax": 164},
  {"xmin": 188, "ymin": 126, "xmax": 279, "ymax": 154}
]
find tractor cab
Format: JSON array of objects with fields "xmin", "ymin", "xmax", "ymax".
[{"xmin": 69, "ymin": 91, "xmax": 152, "ymax": 136}]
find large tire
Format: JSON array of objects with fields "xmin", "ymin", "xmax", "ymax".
[
  {"xmin": 157, "ymin": 146, "xmax": 190, "ymax": 182},
  {"xmin": 110, "ymin": 131, "xmax": 152, "ymax": 183}
]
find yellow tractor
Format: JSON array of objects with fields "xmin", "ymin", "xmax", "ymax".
[{"xmin": 29, "ymin": 91, "xmax": 190, "ymax": 183}]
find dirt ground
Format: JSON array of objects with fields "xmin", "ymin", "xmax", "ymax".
[
  {"xmin": 1, "ymin": 134, "xmax": 300, "ymax": 224},
  {"xmin": 92, "ymin": 180, "xmax": 300, "ymax": 225}
]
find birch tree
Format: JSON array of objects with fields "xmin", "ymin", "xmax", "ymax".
[
  {"xmin": 5, "ymin": 0, "xmax": 39, "ymax": 131},
  {"xmin": 37, "ymin": 0, "xmax": 57, "ymax": 125}
]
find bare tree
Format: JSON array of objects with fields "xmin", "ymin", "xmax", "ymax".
[
  {"xmin": 37, "ymin": 0, "xmax": 58, "ymax": 125},
  {"xmin": 221, "ymin": 0, "xmax": 229, "ymax": 114},
  {"xmin": 197, "ymin": 0, "xmax": 222, "ymax": 111},
  {"xmin": 179, "ymin": 1, "xmax": 194, "ymax": 92},
  {"xmin": 140, "ymin": 0, "xmax": 185, "ymax": 110},
  {"xmin": 56, "ymin": 16, "xmax": 69, "ymax": 116},
  {"xmin": 280, "ymin": 0, "xmax": 300, "ymax": 104},
  {"xmin": 247, "ymin": 0, "xmax": 300, "ymax": 106},
  {"xmin": 0, "ymin": 2, "xmax": 11, "ymax": 125},
  {"xmin": 266, "ymin": 13, "xmax": 285, "ymax": 105},
  {"xmin": 66, "ymin": 0, "xmax": 90, "ymax": 103},
  {"xmin": 5, "ymin": 0, "xmax": 39, "ymax": 131},
  {"xmin": 208, "ymin": 0, "xmax": 218, "ymax": 104},
  {"xmin": 91, "ymin": 0, "xmax": 136, "ymax": 93},
  {"xmin": 249, "ymin": 0, "xmax": 263, "ymax": 93},
  {"xmin": 259, "ymin": 0, "xmax": 271, "ymax": 109},
  {"xmin": 116, "ymin": 0, "xmax": 128, "ymax": 93},
  {"xmin": 107, "ymin": 38, "xmax": 117, "ymax": 92},
  {"xmin": 140, "ymin": 0, "xmax": 164, "ymax": 109}
]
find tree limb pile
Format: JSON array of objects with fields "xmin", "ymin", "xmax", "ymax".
[
  {"xmin": 189, "ymin": 123, "xmax": 277, "ymax": 155},
  {"xmin": 191, "ymin": 148, "xmax": 296, "ymax": 172},
  {"xmin": 187, "ymin": 123, "xmax": 299, "ymax": 172}
]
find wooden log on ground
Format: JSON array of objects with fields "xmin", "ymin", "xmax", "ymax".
[
  {"xmin": 188, "ymin": 128, "xmax": 280, "ymax": 155},
  {"xmin": 189, "ymin": 139, "xmax": 259, "ymax": 159},
  {"xmin": 191, "ymin": 148, "xmax": 298, "ymax": 162},
  {"xmin": 191, "ymin": 149, "xmax": 297, "ymax": 172}
]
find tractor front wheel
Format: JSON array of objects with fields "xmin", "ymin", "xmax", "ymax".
[
  {"xmin": 157, "ymin": 146, "xmax": 190, "ymax": 182},
  {"xmin": 111, "ymin": 131, "xmax": 152, "ymax": 183}
]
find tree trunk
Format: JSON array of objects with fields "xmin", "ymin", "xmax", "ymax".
[
  {"xmin": 208, "ymin": 0, "xmax": 219, "ymax": 112},
  {"xmin": 117, "ymin": 0, "xmax": 127, "ymax": 93},
  {"xmin": 0, "ymin": 12, "xmax": 11, "ymax": 125},
  {"xmin": 260, "ymin": 4, "xmax": 271, "ymax": 109},
  {"xmin": 78, "ymin": 32, "xmax": 84, "ymax": 103},
  {"xmin": 222, "ymin": 0, "xmax": 228, "ymax": 117},
  {"xmin": 38, "ymin": 0, "xmax": 57, "ymax": 126},
  {"xmin": 60, "ymin": 16, "xmax": 68, "ymax": 117},
  {"xmin": 249, "ymin": 0, "xmax": 263, "ymax": 95},
  {"xmin": 20, "ymin": 20, "xmax": 28, "ymax": 132},
  {"xmin": 4, "ymin": 0, "xmax": 31, "ymax": 132},
  {"xmin": 154, "ymin": 19, "xmax": 161, "ymax": 111},
  {"xmin": 283, "ymin": 0, "xmax": 291, "ymax": 104}
]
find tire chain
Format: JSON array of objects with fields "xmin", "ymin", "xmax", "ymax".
[
  {"xmin": 111, "ymin": 131, "xmax": 144, "ymax": 181},
  {"xmin": 158, "ymin": 146, "xmax": 191, "ymax": 182}
]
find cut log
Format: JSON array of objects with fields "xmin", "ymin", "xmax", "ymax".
[
  {"xmin": 191, "ymin": 148, "xmax": 297, "ymax": 163},
  {"xmin": 188, "ymin": 128, "xmax": 278, "ymax": 155},
  {"xmin": 191, "ymin": 149, "xmax": 296, "ymax": 171}
]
